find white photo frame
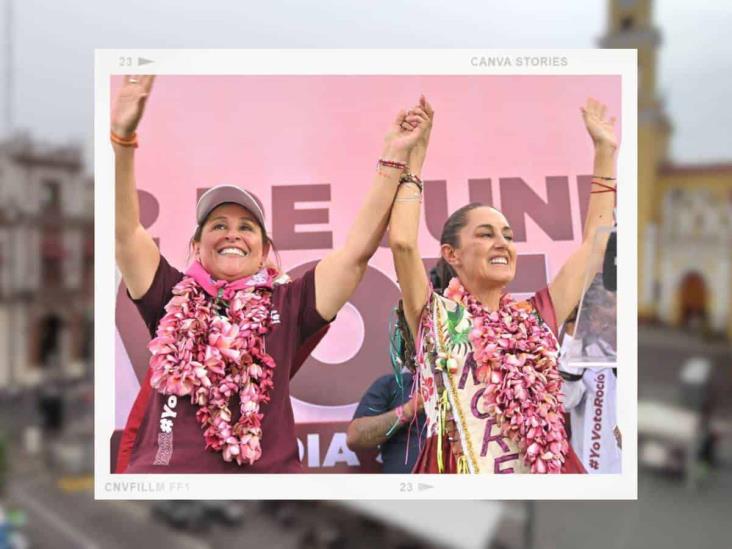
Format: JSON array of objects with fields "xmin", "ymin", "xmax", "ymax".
[{"xmin": 95, "ymin": 49, "xmax": 637, "ymax": 500}]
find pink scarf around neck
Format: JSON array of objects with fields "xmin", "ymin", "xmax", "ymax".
[{"xmin": 185, "ymin": 261, "xmax": 275, "ymax": 301}]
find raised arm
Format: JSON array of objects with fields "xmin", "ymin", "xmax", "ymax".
[
  {"xmin": 549, "ymin": 98, "xmax": 618, "ymax": 325},
  {"xmin": 388, "ymin": 97, "xmax": 435, "ymax": 338},
  {"xmin": 112, "ymin": 75, "xmax": 160, "ymax": 299},
  {"xmin": 314, "ymin": 102, "xmax": 431, "ymax": 321}
]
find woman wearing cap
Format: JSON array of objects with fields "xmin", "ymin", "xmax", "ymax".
[
  {"xmin": 390, "ymin": 97, "xmax": 618, "ymax": 473},
  {"xmin": 111, "ymin": 75, "xmax": 432, "ymax": 473}
]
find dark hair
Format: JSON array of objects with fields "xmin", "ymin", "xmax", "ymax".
[
  {"xmin": 430, "ymin": 202, "xmax": 484, "ymax": 294},
  {"xmin": 187, "ymin": 208, "xmax": 282, "ymax": 273}
]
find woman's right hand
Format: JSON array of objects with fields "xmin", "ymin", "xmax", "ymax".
[
  {"xmin": 382, "ymin": 101, "xmax": 431, "ymax": 158},
  {"xmin": 111, "ymin": 75, "xmax": 155, "ymax": 138}
]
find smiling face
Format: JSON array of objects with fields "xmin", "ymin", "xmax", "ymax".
[
  {"xmin": 192, "ymin": 203, "xmax": 269, "ymax": 281},
  {"xmin": 442, "ymin": 206, "xmax": 517, "ymax": 289}
]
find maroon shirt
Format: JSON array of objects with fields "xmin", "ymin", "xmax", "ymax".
[{"xmin": 120, "ymin": 256, "xmax": 329, "ymax": 473}]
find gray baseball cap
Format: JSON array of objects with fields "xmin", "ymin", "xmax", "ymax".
[{"xmin": 195, "ymin": 185, "xmax": 266, "ymax": 228}]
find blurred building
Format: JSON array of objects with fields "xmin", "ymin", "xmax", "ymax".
[
  {"xmin": 0, "ymin": 134, "xmax": 93, "ymax": 390},
  {"xmin": 602, "ymin": 0, "xmax": 732, "ymax": 339}
]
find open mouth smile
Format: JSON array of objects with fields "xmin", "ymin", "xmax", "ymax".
[{"xmin": 218, "ymin": 247, "xmax": 248, "ymax": 257}]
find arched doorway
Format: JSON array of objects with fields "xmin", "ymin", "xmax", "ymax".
[{"xmin": 678, "ymin": 272, "xmax": 708, "ymax": 329}]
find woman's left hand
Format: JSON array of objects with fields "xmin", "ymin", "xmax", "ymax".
[
  {"xmin": 581, "ymin": 98, "xmax": 618, "ymax": 151},
  {"xmin": 407, "ymin": 96, "xmax": 435, "ymax": 175},
  {"xmin": 411, "ymin": 96, "xmax": 434, "ymax": 149}
]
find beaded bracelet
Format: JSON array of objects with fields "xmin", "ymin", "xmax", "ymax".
[
  {"xmin": 377, "ymin": 158, "xmax": 408, "ymax": 171},
  {"xmin": 399, "ymin": 172, "xmax": 424, "ymax": 193},
  {"xmin": 111, "ymin": 131, "xmax": 138, "ymax": 148}
]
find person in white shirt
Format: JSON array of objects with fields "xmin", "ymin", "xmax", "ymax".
[{"xmin": 559, "ymin": 309, "xmax": 621, "ymax": 473}]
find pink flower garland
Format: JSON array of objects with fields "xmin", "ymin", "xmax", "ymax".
[
  {"xmin": 148, "ymin": 276, "xmax": 275, "ymax": 466},
  {"xmin": 444, "ymin": 278, "xmax": 569, "ymax": 474}
]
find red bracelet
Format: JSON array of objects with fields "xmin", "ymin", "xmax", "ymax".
[
  {"xmin": 591, "ymin": 180, "xmax": 616, "ymax": 194},
  {"xmin": 111, "ymin": 131, "xmax": 138, "ymax": 148},
  {"xmin": 377, "ymin": 158, "xmax": 407, "ymax": 171}
]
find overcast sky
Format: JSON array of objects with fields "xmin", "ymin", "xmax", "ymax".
[{"xmin": 1, "ymin": 0, "xmax": 730, "ymax": 169}]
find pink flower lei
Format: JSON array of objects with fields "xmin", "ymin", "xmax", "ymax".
[
  {"xmin": 148, "ymin": 273, "xmax": 276, "ymax": 466},
  {"xmin": 444, "ymin": 278, "xmax": 569, "ymax": 474}
]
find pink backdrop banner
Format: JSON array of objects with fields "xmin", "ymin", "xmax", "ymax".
[{"xmin": 113, "ymin": 75, "xmax": 620, "ymax": 470}]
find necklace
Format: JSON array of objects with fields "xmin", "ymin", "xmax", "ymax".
[
  {"xmin": 444, "ymin": 277, "xmax": 569, "ymax": 473},
  {"xmin": 148, "ymin": 272, "xmax": 276, "ymax": 466}
]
